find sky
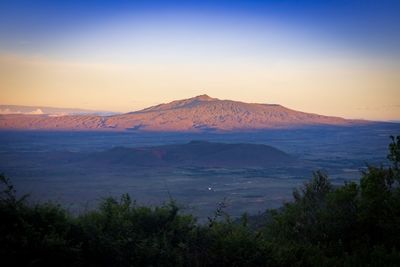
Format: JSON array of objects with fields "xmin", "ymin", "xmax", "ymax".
[{"xmin": 0, "ymin": 0, "xmax": 399, "ymax": 120}]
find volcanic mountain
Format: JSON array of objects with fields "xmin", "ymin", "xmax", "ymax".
[{"xmin": 0, "ymin": 95, "xmax": 363, "ymax": 131}]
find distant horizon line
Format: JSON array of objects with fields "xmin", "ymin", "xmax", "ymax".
[{"xmin": 0, "ymin": 94, "xmax": 398, "ymax": 122}]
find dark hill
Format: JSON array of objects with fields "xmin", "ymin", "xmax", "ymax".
[{"xmin": 89, "ymin": 141, "xmax": 294, "ymax": 167}]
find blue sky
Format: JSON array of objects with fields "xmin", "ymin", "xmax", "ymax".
[
  {"xmin": 0, "ymin": 0, "xmax": 400, "ymax": 57},
  {"xmin": 1, "ymin": 0, "xmax": 399, "ymax": 59}
]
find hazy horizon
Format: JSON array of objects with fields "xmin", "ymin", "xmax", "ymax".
[{"xmin": 0, "ymin": 94, "xmax": 399, "ymax": 122}]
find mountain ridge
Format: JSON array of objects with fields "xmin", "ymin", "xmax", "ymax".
[{"xmin": 0, "ymin": 95, "xmax": 368, "ymax": 131}]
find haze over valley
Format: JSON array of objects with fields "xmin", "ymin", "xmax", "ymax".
[{"xmin": 1, "ymin": 122, "xmax": 398, "ymax": 218}]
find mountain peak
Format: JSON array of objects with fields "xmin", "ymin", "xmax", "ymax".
[
  {"xmin": 137, "ymin": 94, "xmax": 218, "ymax": 113},
  {"xmin": 192, "ymin": 94, "xmax": 215, "ymax": 101}
]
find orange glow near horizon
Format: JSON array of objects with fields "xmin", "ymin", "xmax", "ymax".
[{"xmin": 0, "ymin": 53, "xmax": 399, "ymax": 121}]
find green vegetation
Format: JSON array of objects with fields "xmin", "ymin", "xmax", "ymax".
[{"xmin": 1, "ymin": 136, "xmax": 400, "ymax": 267}]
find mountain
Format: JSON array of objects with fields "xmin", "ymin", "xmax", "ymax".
[
  {"xmin": 0, "ymin": 95, "xmax": 365, "ymax": 131},
  {"xmin": 0, "ymin": 105, "xmax": 119, "ymax": 116},
  {"xmin": 85, "ymin": 141, "xmax": 295, "ymax": 168}
]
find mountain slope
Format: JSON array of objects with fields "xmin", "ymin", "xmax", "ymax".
[{"xmin": 0, "ymin": 95, "xmax": 364, "ymax": 131}]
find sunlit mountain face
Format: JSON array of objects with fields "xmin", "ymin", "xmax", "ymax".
[{"xmin": 0, "ymin": 95, "xmax": 368, "ymax": 131}]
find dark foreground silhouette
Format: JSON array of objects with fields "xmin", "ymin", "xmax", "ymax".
[{"xmin": 1, "ymin": 136, "xmax": 399, "ymax": 267}]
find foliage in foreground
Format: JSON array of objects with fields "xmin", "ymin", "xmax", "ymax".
[{"xmin": 1, "ymin": 136, "xmax": 400, "ymax": 267}]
